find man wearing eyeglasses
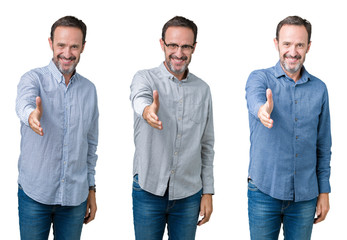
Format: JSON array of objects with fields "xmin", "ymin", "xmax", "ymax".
[
  {"xmin": 130, "ymin": 16, "xmax": 214, "ymax": 240},
  {"xmin": 246, "ymin": 16, "xmax": 331, "ymax": 239}
]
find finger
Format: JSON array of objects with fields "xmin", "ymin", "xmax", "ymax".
[
  {"xmin": 85, "ymin": 203, "xmax": 90, "ymax": 218},
  {"xmin": 29, "ymin": 119, "xmax": 43, "ymax": 135},
  {"xmin": 85, "ymin": 206, "xmax": 97, "ymax": 224},
  {"xmin": 149, "ymin": 111, "xmax": 159, "ymax": 121},
  {"xmin": 314, "ymin": 215, "xmax": 324, "ymax": 224},
  {"xmin": 32, "ymin": 117, "xmax": 41, "ymax": 128},
  {"xmin": 198, "ymin": 212, "xmax": 211, "ymax": 226},
  {"xmin": 314, "ymin": 209, "xmax": 328, "ymax": 224},
  {"xmin": 88, "ymin": 208, "xmax": 96, "ymax": 223},
  {"xmin": 147, "ymin": 113, "xmax": 163, "ymax": 130},
  {"xmin": 147, "ymin": 114, "xmax": 161, "ymax": 126},
  {"xmin": 260, "ymin": 115, "xmax": 272, "ymax": 126},
  {"xmin": 260, "ymin": 110, "xmax": 270, "ymax": 120}
]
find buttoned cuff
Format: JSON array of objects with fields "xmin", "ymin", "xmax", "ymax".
[
  {"xmin": 88, "ymin": 174, "xmax": 95, "ymax": 187},
  {"xmin": 202, "ymin": 185, "xmax": 214, "ymax": 195},
  {"xmin": 318, "ymin": 181, "xmax": 331, "ymax": 194}
]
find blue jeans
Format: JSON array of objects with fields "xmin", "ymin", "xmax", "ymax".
[
  {"xmin": 248, "ymin": 180, "xmax": 317, "ymax": 240},
  {"xmin": 18, "ymin": 185, "xmax": 87, "ymax": 240},
  {"xmin": 132, "ymin": 175, "xmax": 202, "ymax": 240}
]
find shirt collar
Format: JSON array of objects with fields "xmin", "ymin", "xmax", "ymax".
[
  {"xmin": 274, "ymin": 61, "xmax": 310, "ymax": 84},
  {"xmin": 159, "ymin": 62, "xmax": 190, "ymax": 83},
  {"xmin": 48, "ymin": 60, "xmax": 78, "ymax": 84}
]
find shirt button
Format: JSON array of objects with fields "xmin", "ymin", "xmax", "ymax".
[
  {"xmin": 178, "ymin": 117, "xmax": 181, "ymax": 121},
  {"xmin": 177, "ymin": 134, "xmax": 181, "ymax": 138},
  {"xmin": 296, "ymin": 136, "xmax": 299, "ymax": 139},
  {"xmin": 295, "ymin": 118, "xmax": 298, "ymax": 122},
  {"xmin": 174, "ymin": 152, "xmax": 178, "ymax": 155},
  {"xmin": 295, "ymin": 100, "xmax": 298, "ymax": 104},
  {"xmin": 171, "ymin": 170, "xmax": 175, "ymax": 174},
  {"xmin": 295, "ymin": 154, "xmax": 298, "ymax": 157},
  {"xmin": 62, "ymin": 179, "xmax": 65, "ymax": 182}
]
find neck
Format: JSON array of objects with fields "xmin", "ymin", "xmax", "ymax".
[{"xmin": 64, "ymin": 73, "xmax": 72, "ymax": 86}]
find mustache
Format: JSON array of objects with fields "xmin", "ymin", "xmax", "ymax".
[
  {"xmin": 284, "ymin": 54, "xmax": 301, "ymax": 60},
  {"xmin": 169, "ymin": 55, "xmax": 188, "ymax": 61},
  {"xmin": 58, "ymin": 55, "xmax": 76, "ymax": 61}
]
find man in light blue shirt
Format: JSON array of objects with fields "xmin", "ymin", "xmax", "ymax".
[
  {"xmin": 130, "ymin": 16, "xmax": 214, "ymax": 240},
  {"xmin": 246, "ymin": 16, "xmax": 331, "ymax": 239},
  {"xmin": 16, "ymin": 16, "xmax": 98, "ymax": 240}
]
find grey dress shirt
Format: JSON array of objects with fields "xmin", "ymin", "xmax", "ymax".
[{"xmin": 130, "ymin": 63, "xmax": 214, "ymax": 200}]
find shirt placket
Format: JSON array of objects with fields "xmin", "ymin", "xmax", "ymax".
[
  {"xmin": 60, "ymin": 81, "xmax": 71, "ymax": 204},
  {"xmin": 169, "ymin": 80, "xmax": 184, "ymax": 199},
  {"xmin": 293, "ymin": 83, "xmax": 300, "ymax": 200}
]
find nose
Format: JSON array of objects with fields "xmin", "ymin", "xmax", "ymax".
[
  {"xmin": 62, "ymin": 47, "xmax": 72, "ymax": 58},
  {"xmin": 288, "ymin": 45, "xmax": 297, "ymax": 56},
  {"xmin": 174, "ymin": 47, "xmax": 184, "ymax": 57}
]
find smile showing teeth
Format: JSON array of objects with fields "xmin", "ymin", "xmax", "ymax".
[{"xmin": 172, "ymin": 59, "xmax": 184, "ymax": 64}]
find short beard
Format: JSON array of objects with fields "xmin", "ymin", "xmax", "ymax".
[
  {"xmin": 281, "ymin": 54, "xmax": 303, "ymax": 74},
  {"xmin": 166, "ymin": 55, "xmax": 188, "ymax": 75},
  {"xmin": 54, "ymin": 55, "xmax": 78, "ymax": 75}
]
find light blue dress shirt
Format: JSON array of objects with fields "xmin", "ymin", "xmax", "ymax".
[
  {"xmin": 130, "ymin": 63, "xmax": 215, "ymax": 200},
  {"xmin": 16, "ymin": 61, "xmax": 99, "ymax": 206},
  {"xmin": 246, "ymin": 61, "xmax": 331, "ymax": 202}
]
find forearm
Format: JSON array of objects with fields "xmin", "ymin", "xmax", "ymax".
[
  {"xmin": 16, "ymin": 74, "xmax": 39, "ymax": 126},
  {"xmin": 245, "ymin": 71, "xmax": 268, "ymax": 119},
  {"xmin": 130, "ymin": 73, "xmax": 153, "ymax": 118}
]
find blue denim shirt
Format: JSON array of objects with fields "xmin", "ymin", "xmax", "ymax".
[
  {"xmin": 245, "ymin": 61, "xmax": 331, "ymax": 202},
  {"xmin": 16, "ymin": 61, "xmax": 99, "ymax": 206},
  {"xmin": 130, "ymin": 63, "xmax": 214, "ymax": 200}
]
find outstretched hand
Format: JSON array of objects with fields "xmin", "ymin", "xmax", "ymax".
[
  {"xmin": 28, "ymin": 96, "xmax": 44, "ymax": 136},
  {"xmin": 143, "ymin": 90, "xmax": 162, "ymax": 130},
  {"xmin": 257, "ymin": 89, "xmax": 274, "ymax": 128}
]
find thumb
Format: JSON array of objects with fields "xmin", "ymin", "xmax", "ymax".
[
  {"xmin": 36, "ymin": 96, "xmax": 43, "ymax": 112},
  {"xmin": 266, "ymin": 89, "xmax": 273, "ymax": 112},
  {"xmin": 316, "ymin": 204, "xmax": 321, "ymax": 217},
  {"xmin": 152, "ymin": 90, "xmax": 160, "ymax": 109}
]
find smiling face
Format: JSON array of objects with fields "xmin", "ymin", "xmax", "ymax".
[
  {"xmin": 274, "ymin": 24, "xmax": 311, "ymax": 81},
  {"xmin": 49, "ymin": 26, "xmax": 85, "ymax": 82},
  {"xmin": 160, "ymin": 26, "xmax": 196, "ymax": 80}
]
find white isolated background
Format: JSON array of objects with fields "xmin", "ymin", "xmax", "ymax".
[{"xmin": 1, "ymin": 0, "xmax": 345, "ymax": 239}]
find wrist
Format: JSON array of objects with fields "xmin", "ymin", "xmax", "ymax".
[{"xmin": 89, "ymin": 185, "xmax": 96, "ymax": 192}]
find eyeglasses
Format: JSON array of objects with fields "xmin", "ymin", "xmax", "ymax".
[{"xmin": 162, "ymin": 39, "xmax": 195, "ymax": 53}]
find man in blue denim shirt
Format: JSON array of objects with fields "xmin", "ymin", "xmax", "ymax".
[
  {"xmin": 16, "ymin": 16, "xmax": 98, "ymax": 240},
  {"xmin": 246, "ymin": 16, "xmax": 331, "ymax": 239}
]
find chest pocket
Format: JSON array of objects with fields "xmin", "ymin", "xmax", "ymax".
[{"xmin": 189, "ymin": 103, "xmax": 205, "ymax": 124}]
